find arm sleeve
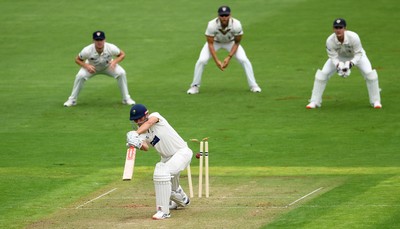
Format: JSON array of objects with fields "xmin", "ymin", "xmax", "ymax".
[
  {"xmin": 78, "ymin": 46, "xmax": 89, "ymax": 60},
  {"xmin": 108, "ymin": 43, "xmax": 121, "ymax": 56},
  {"xmin": 205, "ymin": 21, "xmax": 215, "ymax": 37},
  {"xmin": 233, "ymin": 20, "xmax": 243, "ymax": 36},
  {"xmin": 350, "ymin": 34, "xmax": 363, "ymax": 65},
  {"xmin": 326, "ymin": 39, "xmax": 339, "ymax": 67}
]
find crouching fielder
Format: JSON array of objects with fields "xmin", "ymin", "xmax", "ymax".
[
  {"xmin": 126, "ymin": 104, "xmax": 192, "ymax": 220},
  {"xmin": 306, "ymin": 18, "xmax": 382, "ymax": 109}
]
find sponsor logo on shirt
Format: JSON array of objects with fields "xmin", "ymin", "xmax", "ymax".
[{"xmin": 150, "ymin": 136, "xmax": 160, "ymax": 146}]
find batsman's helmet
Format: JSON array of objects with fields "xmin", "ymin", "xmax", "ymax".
[{"xmin": 130, "ymin": 104, "xmax": 148, "ymax": 120}]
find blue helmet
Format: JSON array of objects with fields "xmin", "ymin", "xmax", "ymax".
[{"xmin": 129, "ymin": 104, "xmax": 148, "ymax": 120}]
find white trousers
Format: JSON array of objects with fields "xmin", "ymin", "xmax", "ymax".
[
  {"xmin": 309, "ymin": 54, "xmax": 381, "ymax": 105},
  {"xmin": 153, "ymin": 147, "xmax": 192, "ymax": 214},
  {"xmin": 67, "ymin": 65, "xmax": 132, "ymax": 101},
  {"xmin": 321, "ymin": 55, "xmax": 373, "ymax": 78},
  {"xmin": 190, "ymin": 42, "xmax": 259, "ymax": 88},
  {"xmin": 161, "ymin": 147, "xmax": 192, "ymax": 176},
  {"xmin": 161, "ymin": 147, "xmax": 193, "ymax": 191}
]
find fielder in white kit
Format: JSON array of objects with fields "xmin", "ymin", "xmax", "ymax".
[
  {"xmin": 63, "ymin": 31, "xmax": 135, "ymax": 107},
  {"xmin": 306, "ymin": 18, "xmax": 382, "ymax": 109},
  {"xmin": 187, "ymin": 6, "xmax": 261, "ymax": 94},
  {"xmin": 126, "ymin": 104, "xmax": 192, "ymax": 220}
]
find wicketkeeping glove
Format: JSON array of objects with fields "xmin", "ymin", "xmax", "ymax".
[
  {"xmin": 340, "ymin": 61, "xmax": 353, "ymax": 78},
  {"xmin": 344, "ymin": 61, "xmax": 354, "ymax": 69},
  {"xmin": 342, "ymin": 69, "xmax": 351, "ymax": 77},
  {"xmin": 337, "ymin": 62, "xmax": 351, "ymax": 78},
  {"xmin": 336, "ymin": 62, "xmax": 345, "ymax": 72}
]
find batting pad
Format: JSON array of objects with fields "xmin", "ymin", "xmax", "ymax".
[
  {"xmin": 365, "ymin": 70, "xmax": 381, "ymax": 104},
  {"xmin": 310, "ymin": 70, "xmax": 328, "ymax": 104},
  {"xmin": 153, "ymin": 162, "xmax": 171, "ymax": 214}
]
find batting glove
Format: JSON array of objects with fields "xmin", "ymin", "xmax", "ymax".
[
  {"xmin": 127, "ymin": 131, "xmax": 138, "ymax": 138},
  {"xmin": 127, "ymin": 136, "xmax": 143, "ymax": 149},
  {"xmin": 126, "ymin": 131, "xmax": 143, "ymax": 149}
]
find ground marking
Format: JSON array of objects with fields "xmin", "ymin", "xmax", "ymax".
[
  {"xmin": 106, "ymin": 196, "xmax": 294, "ymax": 200},
  {"xmin": 67, "ymin": 206, "xmax": 288, "ymax": 210},
  {"xmin": 287, "ymin": 187, "xmax": 323, "ymax": 207},
  {"xmin": 75, "ymin": 188, "xmax": 117, "ymax": 209}
]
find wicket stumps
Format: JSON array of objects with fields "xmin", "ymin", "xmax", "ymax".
[
  {"xmin": 190, "ymin": 137, "xmax": 210, "ymax": 198},
  {"xmin": 186, "ymin": 164, "xmax": 194, "ymax": 198}
]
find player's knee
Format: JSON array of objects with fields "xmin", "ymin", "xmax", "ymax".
[
  {"xmin": 236, "ymin": 57, "xmax": 249, "ymax": 64},
  {"xmin": 196, "ymin": 58, "xmax": 209, "ymax": 66},
  {"xmin": 117, "ymin": 68, "xmax": 126, "ymax": 76},
  {"xmin": 75, "ymin": 74, "xmax": 87, "ymax": 81},
  {"xmin": 365, "ymin": 70, "xmax": 378, "ymax": 81},
  {"xmin": 315, "ymin": 69, "xmax": 329, "ymax": 81},
  {"xmin": 115, "ymin": 73, "xmax": 126, "ymax": 80}
]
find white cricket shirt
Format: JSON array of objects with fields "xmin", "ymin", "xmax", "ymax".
[
  {"xmin": 326, "ymin": 30, "xmax": 365, "ymax": 66},
  {"xmin": 78, "ymin": 42, "xmax": 120, "ymax": 71},
  {"xmin": 205, "ymin": 17, "xmax": 243, "ymax": 43},
  {"xmin": 143, "ymin": 112, "xmax": 188, "ymax": 158}
]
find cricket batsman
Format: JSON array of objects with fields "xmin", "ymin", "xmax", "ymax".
[
  {"xmin": 126, "ymin": 104, "xmax": 192, "ymax": 220},
  {"xmin": 306, "ymin": 18, "xmax": 382, "ymax": 109}
]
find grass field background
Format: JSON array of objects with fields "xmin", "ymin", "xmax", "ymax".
[{"xmin": 1, "ymin": 0, "xmax": 399, "ymax": 228}]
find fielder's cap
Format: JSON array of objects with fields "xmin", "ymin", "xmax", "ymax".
[
  {"xmin": 93, "ymin": 31, "xmax": 105, "ymax": 40},
  {"xmin": 130, "ymin": 104, "xmax": 148, "ymax": 120},
  {"xmin": 218, "ymin": 6, "xmax": 231, "ymax": 16},
  {"xmin": 333, "ymin": 18, "xmax": 346, "ymax": 27}
]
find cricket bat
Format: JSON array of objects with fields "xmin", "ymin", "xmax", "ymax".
[{"xmin": 122, "ymin": 146, "xmax": 136, "ymax": 181}]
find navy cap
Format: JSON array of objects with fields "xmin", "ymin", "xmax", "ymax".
[
  {"xmin": 130, "ymin": 104, "xmax": 148, "ymax": 120},
  {"xmin": 93, "ymin": 31, "xmax": 106, "ymax": 40},
  {"xmin": 333, "ymin": 18, "xmax": 346, "ymax": 27},
  {"xmin": 218, "ymin": 6, "xmax": 231, "ymax": 16}
]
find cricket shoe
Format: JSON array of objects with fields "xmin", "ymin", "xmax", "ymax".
[
  {"xmin": 169, "ymin": 196, "xmax": 190, "ymax": 210},
  {"xmin": 63, "ymin": 99, "xmax": 77, "ymax": 107},
  {"xmin": 306, "ymin": 102, "xmax": 321, "ymax": 109},
  {"xmin": 152, "ymin": 210, "xmax": 171, "ymax": 220},
  {"xmin": 122, "ymin": 98, "xmax": 135, "ymax": 105},
  {"xmin": 170, "ymin": 187, "xmax": 190, "ymax": 208},
  {"xmin": 182, "ymin": 195, "xmax": 190, "ymax": 207},
  {"xmin": 187, "ymin": 85, "xmax": 199, "ymax": 94},
  {"xmin": 373, "ymin": 101, "xmax": 382, "ymax": 109},
  {"xmin": 250, "ymin": 85, "xmax": 262, "ymax": 93},
  {"xmin": 169, "ymin": 200, "xmax": 178, "ymax": 210}
]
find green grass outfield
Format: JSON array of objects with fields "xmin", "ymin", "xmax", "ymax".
[{"xmin": 1, "ymin": 0, "xmax": 399, "ymax": 228}]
